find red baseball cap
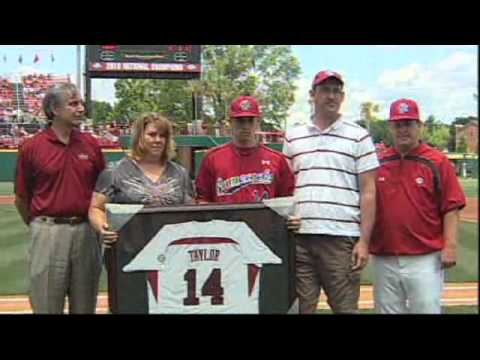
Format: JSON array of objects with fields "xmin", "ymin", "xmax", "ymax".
[
  {"xmin": 230, "ymin": 96, "xmax": 262, "ymax": 118},
  {"xmin": 389, "ymin": 99, "xmax": 421, "ymax": 122},
  {"xmin": 312, "ymin": 70, "xmax": 344, "ymax": 88}
]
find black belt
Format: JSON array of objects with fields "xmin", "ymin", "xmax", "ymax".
[{"xmin": 38, "ymin": 216, "xmax": 87, "ymax": 225}]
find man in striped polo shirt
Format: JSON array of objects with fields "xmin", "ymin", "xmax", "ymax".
[{"xmin": 283, "ymin": 70, "xmax": 379, "ymax": 314}]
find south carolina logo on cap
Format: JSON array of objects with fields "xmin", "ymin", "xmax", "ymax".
[
  {"xmin": 239, "ymin": 99, "xmax": 253, "ymax": 111},
  {"xmin": 389, "ymin": 98, "xmax": 421, "ymax": 122},
  {"xmin": 415, "ymin": 177, "xmax": 425, "ymax": 185},
  {"xmin": 230, "ymin": 95, "xmax": 262, "ymax": 118},
  {"xmin": 399, "ymin": 103, "xmax": 410, "ymax": 114}
]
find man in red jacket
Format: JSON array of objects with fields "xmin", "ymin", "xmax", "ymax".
[{"xmin": 370, "ymin": 98, "xmax": 466, "ymax": 314}]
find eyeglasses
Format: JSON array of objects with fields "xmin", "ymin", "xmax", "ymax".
[{"xmin": 316, "ymin": 86, "xmax": 344, "ymax": 96}]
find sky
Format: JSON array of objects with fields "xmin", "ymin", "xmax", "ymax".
[{"xmin": 0, "ymin": 45, "xmax": 477, "ymax": 128}]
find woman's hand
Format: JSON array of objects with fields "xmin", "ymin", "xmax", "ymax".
[{"xmin": 100, "ymin": 223, "xmax": 119, "ymax": 248}]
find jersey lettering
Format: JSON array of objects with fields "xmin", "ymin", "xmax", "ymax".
[{"xmin": 183, "ymin": 268, "xmax": 224, "ymax": 306}]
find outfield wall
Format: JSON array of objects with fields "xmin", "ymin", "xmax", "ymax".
[{"xmin": 0, "ymin": 138, "xmax": 283, "ymax": 182}]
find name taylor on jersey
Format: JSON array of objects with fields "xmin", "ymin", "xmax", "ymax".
[{"xmin": 189, "ymin": 248, "xmax": 220, "ymax": 262}]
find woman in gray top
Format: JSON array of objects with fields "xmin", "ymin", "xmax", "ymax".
[{"xmin": 88, "ymin": 112, "xmax": 193, "ymax": 248}]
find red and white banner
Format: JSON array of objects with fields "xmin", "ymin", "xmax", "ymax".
[{"xmin": 89, "ymin": 62, "xmax": 202, "ymax": 73}]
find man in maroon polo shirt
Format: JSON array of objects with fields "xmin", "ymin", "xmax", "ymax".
[
  {"xmin": 15, "ymin": 83, "xmax": 106, "ymax": 314},
  {"xmin": 369, "ymin": 98, "xmax": 466, "ymax": 314}
]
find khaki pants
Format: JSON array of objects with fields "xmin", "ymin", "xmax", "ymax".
[
  {"xmin": 28, "ymin": 217, "xmax": 102, "ymax": 314},
  {"xmin": 296, "ymin": 234, "xmax": 361, "ymax": 314}
]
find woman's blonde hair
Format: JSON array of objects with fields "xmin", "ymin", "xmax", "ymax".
[{"xmin": 131, "ymin": 112, "xmax": 176, "ymax": 162}]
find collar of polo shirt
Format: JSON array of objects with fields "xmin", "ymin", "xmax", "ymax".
[{"xmin": 308, "ymin": 116, "xmax": 344, "ymax": 133}]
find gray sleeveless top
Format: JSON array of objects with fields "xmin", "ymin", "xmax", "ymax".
[{"xmin": 95, "ymin": 157, "xmax": 193, "ymax": 206}]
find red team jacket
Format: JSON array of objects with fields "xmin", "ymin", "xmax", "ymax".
[
  {"xmin": 196, "ymin": 142, "xmax": 295, "ymax": 203},
  {"xmin": 370, "ymin": 143, "xmax": 466, "ymax": 255}
]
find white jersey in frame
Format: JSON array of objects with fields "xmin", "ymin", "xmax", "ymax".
[{"xmin": 123, "ymin": 220, "xmax": 282, "ymax": 314}]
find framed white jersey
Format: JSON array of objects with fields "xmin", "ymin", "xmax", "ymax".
[
  {"xmin": 106, "ymin": 203, "xmax": 296, "ymax": 314},
  {"xmin": 123, "ymin": 221, "xmax": 281, "ymax": 314}
]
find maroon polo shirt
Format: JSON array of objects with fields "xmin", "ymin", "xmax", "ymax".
[
  {"xmin": 370, "ymin": 143, "xmax": 466, "ymax": 256},
  {"xmin": 15, "ymin": 127, "xmax": 106, "ymax": 218}
]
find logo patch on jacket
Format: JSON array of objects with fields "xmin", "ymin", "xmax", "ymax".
[{"xmin": 415, "ymin": 177, "xmax": 425, "ymax": 185}]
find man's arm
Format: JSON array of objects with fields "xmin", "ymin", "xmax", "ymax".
[
  {"xmin": 352, "ymin": 169, "xmax": 377, "ymax": 270},
  {"xmin": 438, "ymin": 156, "xmax": 464, "ymax": 269},
  {"xmin": 441, "ymin": 209, "xmax": 460, "ymax": 269},
  {"xmin": 14, "ymin": 194, "xmax": 30, "ymax": 226},
  {"xmin": 14, "ymin": 144, "xmax": 32, "ymax": 226}
]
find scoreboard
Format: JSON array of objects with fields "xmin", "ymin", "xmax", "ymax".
[{"xmin": 86, "ymin": 45, "xmax": 202, "ymax": 80}]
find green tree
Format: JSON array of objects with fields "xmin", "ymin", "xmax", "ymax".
[
  {"xmin": 423, "ymin": 124, "xmax": 451, "ymax": 150},
  {"xmin": 360, "ymin": 102, "xmax": 381, "ymax": 122},
  {"xmin": 360, "ymin": 101, "xmax": 381, "ymax": 133},
  {"xmin": 192, "ymin": 45, "xmax": 301, "ymax": 130},
  {"xmin": 111, "ymin": 46, "xmax": 301, "ymax": 131},
  {"xmin": 357, "ymin": 103, "xmax": 392, "ymax": 145},
  {"xmin": 425, "ymin": 115, "xmax": 436, "ymax": 127},
  {"xmin": 422, "ymin": 115, "xmax": 451, "ymax": 150},
  {"xmin": 111, "ymin": 79, "xmax": 194, "ymax": 129},
  {"xmin": 370, "ymin": 120, "xmax": 394, "ymax": 145},
  {"xmin": 91, "ymin": 100, "xmax": 114, "ymax": 124}
]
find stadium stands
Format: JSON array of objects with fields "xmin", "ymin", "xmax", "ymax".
[
  {"xmin": 0, "ymin": 78, "xmax": 16, "ymax": 119},
  {"xmin": 22, "ymin": 74, "xmax": 70, "ymax": 117},
  {"xmin": 0, "ymin": 74, "xmax": 71, "ymax": 121}
]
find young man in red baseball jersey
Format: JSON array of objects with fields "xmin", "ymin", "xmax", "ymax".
[
  {"xmin": 195, "ymin": 95, "xmax": 300, "ymax": 231},
  {"xmin": 370, "ymin": 99, "xmax": 466, "ymax": 314}
]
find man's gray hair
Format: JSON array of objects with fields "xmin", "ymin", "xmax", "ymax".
[{"xmin": 42, "ymin": 83, "xmax": 81, "ymax": 120}]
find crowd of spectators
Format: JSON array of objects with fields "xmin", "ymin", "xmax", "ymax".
[
  {"xmin": 22, "ymin": 74, "xmax": 70, "ymax": 117},
  {"xmin": 0, "ymin": 78, "xmax": 16, "ymax": 119},
  {"xmin": 2, "ymin": 72, "xmax": 285, "ymax": 149}
]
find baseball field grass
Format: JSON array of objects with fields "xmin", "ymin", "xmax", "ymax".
[
  {"xmin": 0, "ymin": 179, "xmax": 477, "ymax": 295},
  {"xmin": 0, "ymin": 202, "xmax": 477, "ymax": 294},
  {"xmin": 0, "ymin": 182, "xmax": 14, "ymax": 196},
  {"xmin": 0, "ymin": 205, "xmax": 108, "ymax": 295}
]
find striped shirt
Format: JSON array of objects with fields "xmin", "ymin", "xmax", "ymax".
[{"xmin": 283, "ymin": 117, "xmax": 379, "ymax": 236}]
